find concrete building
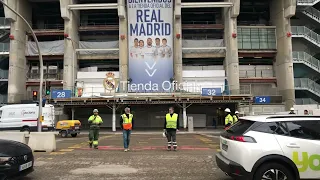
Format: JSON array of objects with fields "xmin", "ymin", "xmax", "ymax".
[{"xmin": 0, "ymin": 0, "xmax": 305, "ymax": 129}]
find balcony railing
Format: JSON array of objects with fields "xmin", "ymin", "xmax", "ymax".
[
  {"xmin": 0, "ymin": 43, "xmax": 9, "ymax": 53},
  {"xmin": 292, "ymin": 51, "xmax": 320, "ymax": 72},
  {"xmin": 238, "ymin": 26, "xmax": 277, "ymax": 50},
  {"xmin": 239, "ymin": 69, "xmax": 274, "ymax": 78},
  {"xmin": 0, "ymin": 70, "xmax": 8, "ymax": 79},
  {"xmin": 291, "ymin": 26, "xmax": 320, "ymax": 47},
  {"xmin": 294, "ymin": 78, "xmax": 320, "ymax": 98},
  {"xmin": 27, "ymin": 72, "xmax": 63, "ymax": 80},
  {"xmin": 295, "ymin": 98, "xmax": 318, "ymax": 105},
  {"xmin": 0, "ymin": 17, "xmax": 10, "ymax": 27},
  {"xmin": 32, "ymin": 24, "xmax": 64, "ymax": 30},
  {"xmin": 0, "ymin": 94, "xmax": 7, "ymax": 104}
]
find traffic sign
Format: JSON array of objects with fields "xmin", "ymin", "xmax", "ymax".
[
  {"xmin": 201, "ymin": 88, "xmax": 222, "ymax": 96},
  {"xmin": 51, "ymin": 90, "xmax": 72, "ymax": 99},
  {"xmin": 255, "ymin": 96, "xmax": 271, "ymax": 104}
]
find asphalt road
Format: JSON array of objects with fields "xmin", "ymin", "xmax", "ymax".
[{"xmin": 25, "ymin": 133, "xmax": 232, "ymax": 180}]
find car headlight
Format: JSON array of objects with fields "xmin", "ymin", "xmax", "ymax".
[{"xmin": 0, "ymin": 157, "xmax": 12, "ymax": 163}]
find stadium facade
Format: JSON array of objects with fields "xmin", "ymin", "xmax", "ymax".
[{"xmin": 0, "ymin": 0, "xmax": 317, "ymax": 129}]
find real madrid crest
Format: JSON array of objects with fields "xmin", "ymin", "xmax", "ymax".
[{"xmin": 103, "ymin": 72, "xmax": 117, "ymax": 92}]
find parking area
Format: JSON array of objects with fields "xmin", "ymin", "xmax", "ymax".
[{"xmin": 26, "ymin": 133, "xmax": 231, "ymax": 180}]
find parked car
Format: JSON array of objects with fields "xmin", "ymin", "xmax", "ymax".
[
  {"xmin": 216, "ymin": 115, "xmax": 320, "ymax": 180},
  {"xmin": 0, "ymin": 139, "xmax": 34, "ymax": 179}
]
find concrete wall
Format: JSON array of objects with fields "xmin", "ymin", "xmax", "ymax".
[
  {"xmin": 5, "ymin": 0, "xmax": 32, "ymax": 103},
  {"xmin": 238, "ymin": 104, "xmax": 285, "ymax": 115},
  {"xmin": 223, "ymin": 0, "xmax": 240, "ymax": 94},
  {"xmin": 270, "ymin": 0, "xmax": 296, "ymax": 110}
]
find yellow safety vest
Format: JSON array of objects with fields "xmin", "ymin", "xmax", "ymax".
[
  {"xmin": 225, "ymin": 114, "xmax": 233, "ymax": 125},
  {"xmin": 233, "ymin": 115, "xmax": 238, "ymax": 124},
  {"xmin": 121, "ymin": 113, "xmax": 133, "ymax": 130},
  {"xmin": 88, "ymin": 115, "xmax": 103, "ymax": 124},
  {"xmin": 166, "ymin": 113, "xmax": 178, "ymax": 129}
]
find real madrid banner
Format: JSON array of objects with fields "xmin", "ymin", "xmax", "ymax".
[{"xmin": 127, "ymin": 0, "xmax": 174, "ymax": 92}]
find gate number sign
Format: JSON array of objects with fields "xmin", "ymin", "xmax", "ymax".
[
  {"xmin": 254, "ymin": 96, "xmax": 271, "ymax": 104},
  {"xmin": 51, "ymin": 90, "xmax": 72, "ymax": 99}
]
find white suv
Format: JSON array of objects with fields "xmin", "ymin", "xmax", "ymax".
[{"xmin": 216, "ymin": 115, "xmax": 320, "ymax": 180}]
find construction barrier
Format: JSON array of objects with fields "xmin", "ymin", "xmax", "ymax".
[
  {"xmin": 0, "ymin": 132, "xmax": 28, "ymax": 144},
  {"xmin": 28, "ymin": 132, "xmax": 56, "ymax": 152}
]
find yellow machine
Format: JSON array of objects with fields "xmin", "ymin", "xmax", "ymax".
[{"xmin": 56, "ymin": 120, "xmax": 81, "ymax": 138}]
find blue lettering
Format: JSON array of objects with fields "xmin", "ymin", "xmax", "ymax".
[
  {"xmin": 154, "ymin": 23, "xmax": 160, "ymax": 35},
  {"xmin": 137, "ymin": 10, "xmax": 143, "ymax": 22},
  {"xmin": 130, "ymin": 24, "xmax": 138, "ymax": 36},
  {"xmin": 144, "ymin": 9, "xmax": 150, "ymax": 22},
  {"xmin": 147, "ymin": 23, "xmax": 153, "ymax": 35},
  {"xmin": 165, "ymin": 23, "xmax": 170, "ymax": 35},
  {"xmin": 139, "ymin": 24, "xmax": 145, "ymax": 36}
]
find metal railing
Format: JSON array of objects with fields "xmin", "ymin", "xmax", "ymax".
[
  {"xmin": 63, "ymin": 84, "xmax": 253, "ymax": 99},
  {"xmin": 80, "ymin": 21, "xmax": 119, "ymax": 26},
  {"xmin": 239, "ymin": 69, "xmax": 274, "ymax": 78},
  {"xmin": 27, "ymin": 72, "xmax": 63, "ymax": 80},
  {"xmin": 291, "ymin": 26, "xmax": 320, "ymax": 47},
  {"xmin": 292, "ymin": 51, "xmax": 320, "ymax": 72},
  {"xmin": 0, "ymin": 70, "xmax": 8, "ymax": 79},
  {"xmin": 0, "ymin": 43, "xmax": 9, "ymax": 52},
  {"xmin": 32, "ymin": 24, "xmax": 64, "ymax": 30},
  {"xmin": 297, "ymin": 0, "xmax": 320, "ymax": 5},
  {"xmin": 0, "ymin": 94, "xmax": 7, "ymax": 104},
  {"xmin": 0, "ymin": 17, "xmax": 10, "ymax": 27},
  {"xmin": 303, "ymin": 7, "xmax": 320, "ymax": 23},
  {"xmin": 237, "ymin": 26, "xmax": 277, "ymax": 50},
  {"xmin": 294, "ymin": 78, "xmax": 320, "ymax": 97},
  {"xmin": 295, "ymin": 98, "xmax": 318, "ymax": 105},
  {"xmin": 182, "ymin": 20, "xmax": 217, "ymax": 24}
]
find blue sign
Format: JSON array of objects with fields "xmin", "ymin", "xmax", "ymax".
[
  {"xmin": 255, "ymin": 96, "xmax": 271, "ymax": 104},
  {"xmin": 51, "ymin": 90, "xmax": 72, "ymax": 99},
  {"xmin": 201, "ymin": 88, "xmax": 222, "ymax": 96}
]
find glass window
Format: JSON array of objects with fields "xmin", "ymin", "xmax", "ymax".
[
  {"xmin": 225, "ymin": 120, "xmax": 255, "ymax": 135},
  {"xmin": 274, "ymin": 122, "xmax": 289, "ymax": 135},
  {"xmin": 252, "ymin": 122, "xmax": 278, "ymax": 134},
  {"xmin": 286, "ymin": 121, "xmax": 320, "ymax": 140},
  {"xmin": 0, "ymin": 110, "xmax": 2, "ymax": 119}
]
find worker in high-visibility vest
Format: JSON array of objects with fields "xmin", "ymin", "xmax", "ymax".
[
  {"xmin": 233, "ymin": 111, "xmax": 239, "ymax": 124},
  {"xmin": 164, "ymin": 106, "xmax": 179, "ymax": 151},
  {"xmin": 224, "ymin": 108, "xmax": 233, "ymax": 129},
  {"xmin": 120, "ymin": 107, "xmax": 134, "ymax": 152},
  {"xmin": 88, "ymin": 109, "xmax": 103, "ymax": 149}
]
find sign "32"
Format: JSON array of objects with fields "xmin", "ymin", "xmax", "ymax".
[{"xmin": 201, "ymin": 88, "xmax": 222, "ymax": 96}]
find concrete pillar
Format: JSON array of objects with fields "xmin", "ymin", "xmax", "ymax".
[
  {"xmin": 5, "ymin": 0, "xmax": 32, "ymax": 103},
  {"xmin": 183, "ymin": 103, "xmax": 187, "ymax": 129},
  {"xmin": 60, "ymin": 0, "xmax": 79, "ymax": 91},
  {"xmin": 270, "ymin": 0, "xmax": 296, "ymax": 110},
  {"xmin": 71, "ymin": 107, "xmax": 75, "ymax": 120},
  {"xmin": 118, "ymin": 0, "xmax": 128, "ymax": 92},
  {"xmin": 112, "ymin": 104, "xmax": 116, "ymax": 132},
  {"xmin": 223, "ymin": 0, "xmax": 240, "ymax": 94},
  {"xmin": 174, "ymin": 0, "xmax": 182, "ymax": 84}
]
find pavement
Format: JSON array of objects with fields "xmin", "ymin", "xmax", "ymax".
[{"xmin": 25, "ymin": 133, "xmax": 232, "ymax": 180}]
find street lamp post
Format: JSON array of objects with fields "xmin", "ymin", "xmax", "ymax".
[{"xmin": 1, "ymin": 1, "xmax": 44, "ymax": 132}]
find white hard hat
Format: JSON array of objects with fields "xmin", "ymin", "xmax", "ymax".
[
  {"xmin": 290, "ymin": 107, "xmax": 294, "ymax": 111},
  {"xmin": 225, "ymin": 108, "xmax": 231, "ymax": 113},
  {"xmin": 235, "ymin": 111, "xmax": 239, "ymax": 114},
  {"xmin": 93, "ymin": 109, "xmax": 99, "ymax": 113}
]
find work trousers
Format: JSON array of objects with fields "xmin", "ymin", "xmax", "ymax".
[
  {"xmin": 89, "ymin": 128, "xmax": 100, "ymax": 147},
  {"xmin": 123, "ymin": 130, "xmax": 132, "ymax": 149},
  {"xmin": 166, "ymin": 129, "xmax": 177, "ymax": 149}
]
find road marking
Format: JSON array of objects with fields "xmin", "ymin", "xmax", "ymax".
[
  {"xmin": 60, "ymin": 149, "xmax": 74, "ymax": 152},
  {"xmin": 216, "ymin": 149, "xmax": 221, "ymax": 152},
  {"xmin": 48, "ymin": 158, "xmax": 53, "ymax": 160},
  {"xmin": 139, "ymin": 142, "xmax": 148, "ymax": 144},
  {"xmin": 50, "ymin": 152, "xmax": 65, "ymax": 155}
]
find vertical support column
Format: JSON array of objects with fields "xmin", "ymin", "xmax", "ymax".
[
  {"xmin": 71, "ymin": 107, "xmax": 75, "ymax": 120},
  {"xmin": 270, "ymin": 0, "xmax": 296, "ymax": 110},
  {"xmin": 223, "ymin": 0, "xmax": 240, "ymax": 94},
  {"xmin": 183, "ymin": 103, "xmax": 187, "ymax": 129},
  {"xmin": 5, "ymin": 0, "xmax": 32, "ymax": 103},
  {"xmin": 174, "ymin": 0, "xmax": 182, "ymax": 84},
  {"xmin": 118, "ymin": 0, "xmax": 128, "ymax": 92},
  {"xmin": 112, "ymin": 104, "xmax": 116, "ymax": 132},
  {"xmin": 60, "ymin": 0, "xmax": 79, "ymax": 91}
]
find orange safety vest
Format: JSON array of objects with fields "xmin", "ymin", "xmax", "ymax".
[{"xmin": 122, "ymin": 113, "xmax": 133, "ymax": 130}]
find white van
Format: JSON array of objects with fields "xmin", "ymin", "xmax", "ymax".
[{"xmin": 0, "ymin": 104, "xmax": 55, "ymax": 132}]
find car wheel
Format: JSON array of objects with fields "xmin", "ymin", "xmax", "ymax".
[
  {"xmin": 20, "ymin": 127, "xmax": 30, "ymax": 133},
  {"xmin": 254, "ymin": 163, "xmax": 295, "ymax": 180},
  {"xmin": 60, "ymin": 131, "xmax": 68, "ymax": 138},
  {"xmin": 71, "ymin": 134, "xmax": 77, "ymax": 137}
]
